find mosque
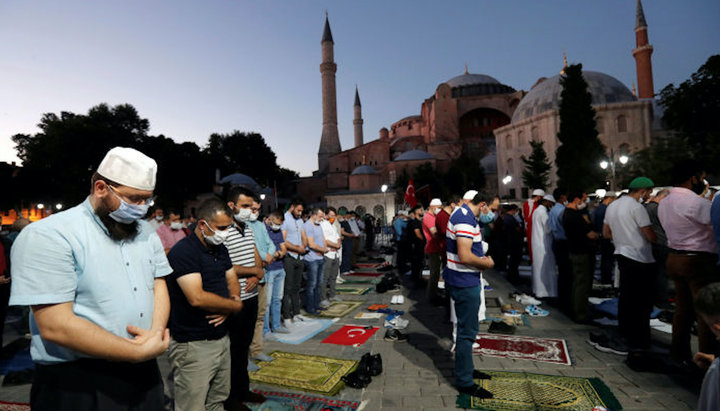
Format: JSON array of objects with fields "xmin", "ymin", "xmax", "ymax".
[{"xmin": 298, "ymin": 0, "xmax": 663, "ymax": 219}]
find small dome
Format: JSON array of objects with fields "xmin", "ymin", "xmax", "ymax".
[
  {"xmin": 394, "ymin": 149, "xmax": 435, "ymax": 162},
  {"xmin": 444, "ymin": 73, "xmax": 516, "ymax": 98},
  {"xmin": 351, "ymin": 165, "xmax": 377, "ymax": 175},
  {"xmin": 512, "ymin": 71, "xmax": 636, "ymax": 123},
  {"xmin": 219, "ymin": 173, "xmax": 259, "ymax": 187},
  {"xmin": 446, "ymin": 73, "xmax": 501, "ymax": 88}
]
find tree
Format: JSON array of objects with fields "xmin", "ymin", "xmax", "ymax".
[
  {"xmin": 659, "ymin": 54, "xmax": 720, "ymax": 174},
  {"xmin": 444, "ymin": 155, "xmax": 486, "ymax": 198},
  {"xmin": 554, "ymin": 64, "xmax": 606, "ymax": 192},
  {"xmin": 520, "ymin": 140, "xmax": 551, "ymax": 190}
]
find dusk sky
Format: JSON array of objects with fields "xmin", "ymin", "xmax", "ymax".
[{"xmin": 1, "ymin": 1, "xmax": 718, "ymax": 176}]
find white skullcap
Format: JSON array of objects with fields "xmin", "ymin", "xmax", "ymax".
[
  {"xmin": 543, "ymin": 194, "xmax": 556, "ymax": 202},
  {"xmin": 532, "ymin": 189, "xmax": 546, "ymax": 197},
  {"xmin": 429, "ymin": 198, "xmax": 442, "ymax": 206},
  {"xmin": 97, "ymin": 147, "xmax": 157, "ymax": 191},
  {"xmin": 463, "ymin": 190, "xmax": 478, "ymax": 200}
]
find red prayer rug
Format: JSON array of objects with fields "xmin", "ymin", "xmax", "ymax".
[
  {"xmin": 344, "ymin": 271, "xmax": 383, "ymax": 277},
  {"xmin": 321, "ymin": 325, "xmax": 380, "ymax": 347},
  {"xmin": 473, "ymin": 333, "xmax": 571, "ymax": 365},
  {"xmin": 0, "ymin": 401, "xmax": 30, "ymax": 411},
  {"xmin": 354, "ymin": 262, "xmax": 384, "ymax": 268}
]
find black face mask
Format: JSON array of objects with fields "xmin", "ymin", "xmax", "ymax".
[{"xmin": 691, "ymin": 176, "xmax": 706, "ymax": 195}]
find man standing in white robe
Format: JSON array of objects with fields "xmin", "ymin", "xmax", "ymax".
[{"xmin": 531, "ymin": 194, "xmax": 558, "ymax": 298}]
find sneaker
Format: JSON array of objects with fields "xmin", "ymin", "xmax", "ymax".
[
  {"xmin": 242, "ymin": 391, "xmax": 267, "ymax": 404},
  {"xmin": 587, "ymin": 330, "xmax": 629, "ymax": 355},
  {"xmin": 384, "ymin": 315, "xmax": 409, "ymax": 330},
  {"xmin": 284, "ymin": 318, "xmax": 293, "ymax": 328},
  {"xmin": 273, "ymin": 326, "xmax": 291, "ymax": 334},
  {"xmin": 487, "ymin": 321, "xmax": 516, "ymax": 334},
  {"xmin": 484, "ymin": 285, "xmax": 494, "ymax": 291},
  {"xmin": 396, "ymin": 295, "xmax": 405, "ymax": 304},
  {"xmin": 341, "ymin": 367, "xmax": 371, "ymax": 388},
  {"xmin": 515, "ymin": 294, "xmax": 542, "ymax": 306},
  {"xmin": 320, "ymin": 300, "xmax": 331, "ymax": 307},
  {"xmin": 473, "ymin": 370, "xmax": 492, "ymax": 380},
  {"xmin": 247, "ymin": 362, "xmax": 260, "ymax": 372},
  {"xmin": 390, "ymin": 295, "xmax": 398, "ymax": 304},
  {"xmin": 525, "ymin": 305, "xmax": 549, "ymax": 317},
  {"xmin": 369, "ymin": 353, "xmax": 383, "ymax": 376},
  {"xmin": 252, "ymin": 352, "xmax": 274, "ymax": 362},
  {"xmin": 336, "ymin": 276, "xmax": 346, "ymax": 284},
  {"xmin": 457, "ymin": 383, "xmax": 493, "ymax": 399},
  {"xmin": 384, "ymin": 328, "xmax": 409, "ymax": 342}
]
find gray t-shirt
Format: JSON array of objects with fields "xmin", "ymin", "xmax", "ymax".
[{"xmin": 644, "ymin": 201, "xmax": 668, "ymax": 248}]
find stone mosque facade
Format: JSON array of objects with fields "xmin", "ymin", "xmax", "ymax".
[{"xmin": 299, "ymin": 0, "xmax": 662, "ymax": 217}]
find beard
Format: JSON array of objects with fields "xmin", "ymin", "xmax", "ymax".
[{"xmin": 95, "ymin": 197, "xmax": 140, "ymax": 242}]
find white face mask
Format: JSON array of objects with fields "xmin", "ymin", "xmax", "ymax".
[
  {"xmin": 577, "ymin": 201, "xmax": 587, "ymax": 210},
  {"xmin": 155, "ymin": 215, "xmax": 163, "ymax": 221},
  {"xmin": 170, "ymin": 222, "xmax": 183, "ymax": 230},
  {"xmin": 249, "ymin": 212, "xmax": 259, "ymax": 222},
  {"xmin": 202, "ymin": 221, "xmax": 230, "ymax": 245},
  {"xmin": 234, "ymin": 208, "xmax": 253, "ymax": 222},
  {"xmin": 270, "ymin": 223, "xmax": 282, "ymax": 231}
]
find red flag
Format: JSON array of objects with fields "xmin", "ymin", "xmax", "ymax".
[{"xmin": 405, "ymin": 179, "xmax": 417, "ymax": 207}]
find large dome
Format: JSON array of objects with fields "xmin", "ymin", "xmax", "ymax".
[
  {"xmin": 394, "ymin": 149, "xmax": 434, "ymax": 162},
  {"xmin": 350, "ymin": 165, "xmax": 377, "ymax": 175},
  {"xmin": 445, "ymin": 73, "xmax": 516, "ymax": 98},
  {"xmin": 512, "ymin": 71, "xmax": 636, "ymax": 123}
]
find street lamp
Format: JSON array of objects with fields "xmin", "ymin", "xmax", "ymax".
[
  {"xmin": 380, "ymin": 184, "xmax": 388, "ymax": 225},
  {"xmin": 595, "ymin": 189, "xmax": 607, "ymax": 198},
  {"xmin": 599, "ymin": 151, "xmax": 630, "ymax": 191},
  {"xmin": 37, "ymin": 203, "xmax": 44, "ymax": 210},
  {"xmin": 55, "ymin": 203, "xmax": 63, "ymax": 210},
  {"xmin": 619, "ymin": 155, "xmax": 629, "ymax": 165},
  {"xmin": 502, "ymin": 175, "xmax": 512, "ymax": 185},
  {"xmin": 260, "ymin": 194, "xmax": 266, "ymax": 200}
]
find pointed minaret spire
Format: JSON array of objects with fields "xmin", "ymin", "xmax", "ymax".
[
  {"xmin": 632, "ymin": 82, "xmax": 637, "ymax": 96},
  {"xmin": 318, "ymin": 13, "xmax": 341, "ymax": 173},
  {"xmin": 633, "ymin": 0, "xmax": 654, "ymax": 98},
  {"xmin": 353, "ymin": 86, "xmax": 364, "ymax": 147},
  {"xmin": 560, "ymin": 51, "xmax": 568, "ymax": 75},
  {"xmin": 464, "ymin": 63, "xmax": 469, "ymax": 75}
]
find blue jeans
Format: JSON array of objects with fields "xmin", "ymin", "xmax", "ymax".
[
  {"xmin": 304, "ymin": 259, "xmax": 324, "ymax": 314},
  {"xmin": 448, "ymin": 284, "xmax": 481, "ymax": 388},
  {"xmin": 263, "ymin": 268, "xmax": 286, "ymax": 334}
]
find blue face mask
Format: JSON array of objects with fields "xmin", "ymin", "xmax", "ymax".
[
  {"xmin": 108, "ymin": 187, "xmax": 150, "ymax": 224},
  {"xmin": 479, "ymin": 211, "xmax": 495, "ymax": 224}
]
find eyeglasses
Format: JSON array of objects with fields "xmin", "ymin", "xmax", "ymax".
[{"xmin": 108, "ymin": 185, "xmax": 155, "ymax": 206}]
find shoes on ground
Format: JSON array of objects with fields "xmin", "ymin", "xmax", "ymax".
[
  {"xmin": 384, "ymin": 328, "xmax": 409, "ymax": 342},
  {"xmin": 515, "ymin": 293, "xmax": 542, "ymax": 306},
  {"xmin": 473, "ymin": 370, "xmax": 492, "ymax": 380},
  {"xmin": 390, "ymin": 295, "xmax": 405, "ymax": 304},
  {"xmin": 242, "ymin": 391, "xmax": 267, "ymax": 403},
  {"xmin": 320, "ymin": 299, "xmax": 331, "ymax": 307},
  {"xmin": 457, "ymin": 383, "xmax": 494, "ymax": 399},
  {"xmin": 252, "ymin": 352, "xmax": 274, "ymax": 362},
  {"xmin": 525, "ymin": 305, "xmax": 549, "ymax": 317},
  {"xmin": 587, "ymin": 330, "xmax": 629, "ymax": 356},
  {"xmin": 500, "ymin": 304, "xmax": 522, "ymax": 317},
  {"xmin": 283, "ymin": 318, "xmax": 294, "ymax": 328},
  {"xmin": 247, "ymin": 362, "xmax": 260, "ymax": 372},
  {"xmin": 384, "ymin": 315, "xmax": 409, "ymax": 330},
  {"xmin": 488, "ymin": 321, "xmax": 516, "ymax": 334},
  {"xmin": 273, "ymin": 326, "xmax": 291, "ymax": 334},
  {"xmin": 358, "ymin": 352, "xmax": 383, "ymax": 376},
  {"xmin": 224, "ymin": 400, "xmax": 251, "ymax": 411},
  {"xmin": 342, "ymin": 365, "xmax": 371, "ymax": 388}
]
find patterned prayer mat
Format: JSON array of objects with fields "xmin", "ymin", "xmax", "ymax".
[
  {"xmin": 269, "ymin": 318, "xmax": 337, "ymax": 345},
  {"xmin": 336, "ymin": 287, "xmax": 372, "ymax": 295},
  {"xmin": 341, "ymin": 278, "xmax": 380, "ymax": 284},
  {"xmin": 456, "ymin": 371, "xmax": 622, "ymax": 410},
  {"xmin": 0, "ymin": 401, "xmax": 31, "ymax": 411},
  {"xmin": 343, "ymin": 272, "xmax": 383, "ymax": 277},
  {"xmin": 311, "ymin": 301, "xmax": 364, "ymax": 318},
  {"xmin": 353, "ymin": 262, "xmax": 383, "ymax": 268},
  {"xmin": 249, "ymin": 351, "xmax": 357, "ymax": 396},
  {"xmin": 321, "ymin": 325, "xmax": 379, "ymax": 346},
  {"xmin": 249, "ymin": 389, "xmax": 361, "ymax": 410},
  {"xmin": 473, "ymin": 333, "xmax": 571, "ymax": 365}
]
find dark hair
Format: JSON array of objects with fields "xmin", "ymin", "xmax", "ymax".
[
  {"xmin": 672, "ymin": 159, "xmax": 704, "ymax": 185},
  {"xmin": 567, "ymin": 189, "xmax": 585, "ymax": 203},
  {"xmin": 309, "ymin": 207, "xmax": 324, "ymax": 216},
  {"xmin": 325, "ymin": 206, "xmax": 337, "ymax": 215},
  {"xmin": 90, "ymin": 172, "xmax": 119, "ymax": 193},
  {"xmin": 410, "ymin": 205, "xmax": 423, "ymax": 214},
  {"xmin": 695, "ymin": 283, "xmax": 720, "ymax": 318},
  {"xmin": 553, "ymin": 187, "xmax": 567, "ymax": 200},
  {"xmin": 164, "ymin": 208, "xmax": 181, "ymax": 219},
  {"xmin": 196, "ymin": 198, "xmax": 232, "ymax": 222},
  {"xmin": 448, "ymin": 193, "xmax": 463, "ymax": 205},
  {"xmin": 470, "ymin": 191, "xmax": 493, "ymax": 206},
  {"xmin": 268, "ymin": 209, "xmax": 285, "ymax": 221},
  {"xmin": 289, "ymin": 197, "xmax": 304, "ymax": 207},
  {"xmin": 227, "ymin": 186, "xmax": 256, "ymax": 203}
]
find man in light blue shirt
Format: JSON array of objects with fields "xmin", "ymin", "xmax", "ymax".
[
  {"xmin": 281, "ymin": 198, "xmax": 307, "ymax": 323},
  {"xmin": 303, "ymin": 208, "xmax": 327, "ymax": 314},
  {"xmin": 548, "ymin": 187, "xmax": 572, "ymax": 311},
  {"xmin": 9, "ymin": 147, "xmax": 172, "ymax": 410}
]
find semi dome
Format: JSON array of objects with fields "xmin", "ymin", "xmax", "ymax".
[
  {"xmin": 394, "ymin": 149, "xmax": 435, "ymax": 162},
  {"xmin": 351, "ymin": 165, "xmax": 377, "ymax": 175},
  {"xmin": 219, "ymin": 173, "xmax": 259, "ymax": 188},
  {"xmin": 512, "ymin": 71, "xmax": 636, "ymax": 123},
  {"xmin": 444, "ymin": 73, "xmax": 516, "ymax": 98}
]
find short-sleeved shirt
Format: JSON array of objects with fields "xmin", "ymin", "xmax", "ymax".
[
  {"xmin": 604, "ymin": 196, "xmax": 655, "ymax": 263},
  {"xmin": 9, "ymin": 198, "xmax": 172, "ymax": 364},
  {"xmin": 282, "ymin": 211, "xmax": 304, "ymax": 258},
  {"xmin": 303, "ymin": 220, "xmax": 325, "ymax": 262},
  {"xmin": 592, "ymin": 203, "xmax": 607, "ymax": 234},
  {"xmin": 548, "ymin": 203, "xmax": 567, "ymax": 241},
  {"xmin": 443, "ymin": 204, "xmax": 484, "ymax": 288},
  {"xmin": 266, "ymin": 224, "xmax": 285, "ymax": 271},
  {"xmin": 340, "ymin": 220, "xmax": 353, "ymax": 246},
  {"xmin": 166, "ymin": 234, "xmax": 232, "ymax": 343},
  {"xmin": 658, "ymin": 187, "xmax": 716, "ymax": 253},
  {"xmin": 406, "ymin": 218, "xmax": 425, "ymax": 249},
  {"xmin": 156, "ymin": 223, "xmax": 187, "ymax": 251},
  {"xmin": 348, "ymin": 219, "xmax": 361, "ymax": 236},
  {"xmin": 320, "ymin": 220, "xmax": 340, "ymax": 259},
  {"xmin": 393, "ymin": 218, "xmax": 407, "ymax": 242},
  {"xmin": 422, "ymin": 212, "xmax": 441, "ymax": 254},
  {"xmin": 644, "ymin": 202, "xmax": 668, "ymax": 248},
  {"xmin": 225, "ymin": 223, "xmax": 258, "ymax": 301},
  {"xmin": 435, "ymin": 209, "xmax": 451, "ymax": 253},
  {"xmin": 563, "ymin": 208, "xmax": 593, "ymax": 254}
]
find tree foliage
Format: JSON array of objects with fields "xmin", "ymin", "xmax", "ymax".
[
  {"xmin": 625, "ymin": 135, "xmax": 694, "ymax": 187},
  {"xmin": 520, "ymin": 140, "xmax": 551, "ymax": 190},
  {"xmin": 554, "ymin": 64, "xmax": 606, "ymax": 192}
]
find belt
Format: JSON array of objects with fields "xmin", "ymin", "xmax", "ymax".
[{"xmin": 669, "ymin": 249, "xmax": 718, "ymax": 257}]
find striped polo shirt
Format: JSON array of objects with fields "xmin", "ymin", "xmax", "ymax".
[
  {"xmin": 442, "ymin": 203, "xmax": 484, "ymax": 288},
  {"xmin": 225, "ymin": 223, "xmax": 258, "ymax": 300}
]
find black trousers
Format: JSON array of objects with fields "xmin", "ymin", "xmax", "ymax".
[
  {"xmin": 31, "ymin": 359, "xmax": 163, "ymax": 411},
  {"xmin": 617, "ymin": 255, "xmax": 656, "ymax": 349},
  {"xmin": 599, "ymin": 238, "xmax": 616, "ymax": 284},
  {"xmin": 397, "ymin": 241, "xmax": 411, "ymax": 274},
  {"xmin": 0, "ymin": 282, "xmax": 10, "ymax": 352},
  {"xmin": 553, "ymin": 239, "xmax": 572, "ymax": 311},
  {"xmin": 410, "ymin": 245, "xmax": 424, "ymax": 283},
  {"xmin": 227, "ymin": 295, "xmax": 258, "ymax": 403},
  {"xmin": 506, "ymin": 243, "xmax": 522, "ymax": 284}
]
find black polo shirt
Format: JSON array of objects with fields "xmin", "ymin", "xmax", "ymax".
[
  {"xmin": 167, "ymin": 233, "xmax": 232, "ymax": 343},
  {"xmin": 562, "ymin": 208, "xmax": 593, "ymax": 255}
]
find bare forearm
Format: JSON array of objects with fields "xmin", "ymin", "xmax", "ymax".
[
  {"xmin": 151, "ymin": 278, "xmax": 170, "ymax": 332},
  {"xmin": 191, "ymin": 291, "xmax": 243, "ymax": 313},
  {"xmin": 234, "ymin": 265, "xmax": 264, "ymax": 278}
]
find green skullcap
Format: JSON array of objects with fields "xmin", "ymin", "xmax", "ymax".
[{"xmin": 628, "ymin": 176, "xmax": 655, "ymax": 189}]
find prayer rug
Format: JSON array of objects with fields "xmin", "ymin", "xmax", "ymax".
[
  {"xmin": 456, "ymin": 371, "xmax": 622, "ymax": 410},
  {"xmin": 341, "ymin": 278, "xmax": 380, "ymax": 284},
  {"xmin": 249, "ymin": 389, "xmax": 361, "ymax": 410},
  {"xmin": 353, "ymin": 262, "xmax": 384, "ymax": 268},
  {"xmin": 336, "ymin": 287, "xmax": 372, "ymax": 296},
  {"xmin": 321, "ymin": 325, "xmax": 379, "ymax": 347},
  {"xmin": 473, "ymin": 333, "xmax": 571, "ymax": 366},
  {"xmin": 249, "ymin": 351, "xmax": 357, "ymax": 396},
  {"xmin": 353, "ymin": 312, "xmax": 384, "ymax": 320},
  {"xmin": 312, "ymin": 301, "xmax": 364, "ymax": 318},
  {"xmin": 0, "ymin": 401, "xmax": 30, "ymax": 411},
  {"xmin": 344, "ymin": 271, "xmax": 383, "ymax": 277},
  {"xmin": 269, "ymin": 318, "xmax": 337, "ymax": 345}
]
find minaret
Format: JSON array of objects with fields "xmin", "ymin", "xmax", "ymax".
[
  {"xmin": 353, "ymin": 86, "xmax": 364, "ymax": 147},
  {"xmin": 632, "ymin": 0, "xmax": 654, "ymax": 99},
  {"xmin": 317, "ymin": 14, "xmax": 341, "ymax": 174}
]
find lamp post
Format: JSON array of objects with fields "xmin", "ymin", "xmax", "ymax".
[
  {"xmin": 380, "ymin": 184, "xmax": 388, "ymax": 225},
  {"xmin": 599, "ymin": 149, "xmax": 629, "ymax": 191}
]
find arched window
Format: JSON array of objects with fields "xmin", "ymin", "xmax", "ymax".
[
  {"xmin": 355, "ymin": 205, "xmax": 366, "ymax": 217},
  {"xmin": 507, "ymin": 158, "xmax": 514, "ymax": 177},
  {"xmin": 596, "ymin": 117, "xmax": 604, "ymax": 134},
  {"xmin": 517, "ymin": 130, "xmax": 524, "ymax": 147},
  {"xmin": 531, "ymin": 127, "xmax": 539, "ymax": 141},
  {"xmin": 616, "ymin": 115, "xmax": 627, "ymax": 133},
  {"xmin": 505, "ymin": 134, "xmax": 513, "ymax": 150},
  {"xmin": 338, "ymin": 206, "xmax": 348, "ymax": 214},
  {"xmin": 373, "ymin": 205, "xmax": 385, "ymax": 223}
]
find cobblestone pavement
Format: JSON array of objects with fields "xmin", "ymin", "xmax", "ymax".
[{"xmin": 0, "ymin": 263, "xmax": 701, "ymax": 410}]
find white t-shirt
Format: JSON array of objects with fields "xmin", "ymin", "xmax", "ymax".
[
  {"xmin": 320, "ymin": 220, "xmax": 341, "ymax": 259},
  {"xmin": 604, "ymin": 196, "xmax": 655, "ymax": 263},
  {"xmin": 699, "ymin": 357, "xmax": 720, "ymax": 411}
]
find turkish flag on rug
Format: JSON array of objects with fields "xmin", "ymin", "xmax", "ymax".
[
  {"xmin": 404, "ymin": 179, "xmax": 417, "ymax": 207},
  {"xmin": 322, "ymin": 325, "xmax": 380, "ymax": 347},
  {"xmin": 473, "ymin": 333, "xmax": 571, "ymax": 365}
]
